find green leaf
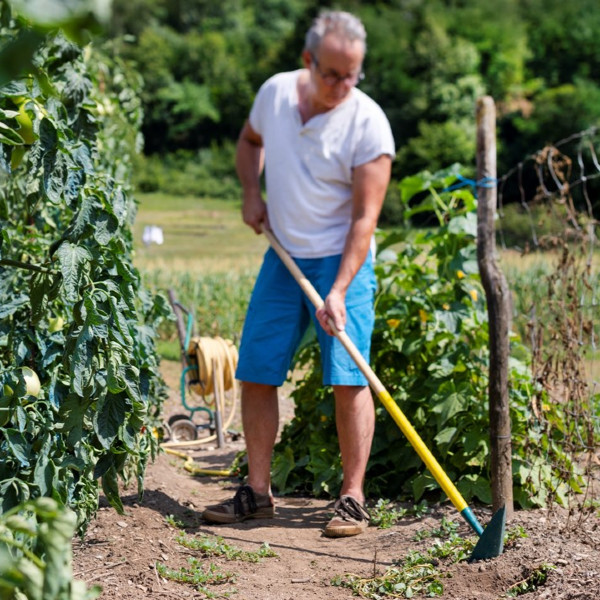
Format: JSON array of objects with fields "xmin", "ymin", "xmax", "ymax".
[
  {"xmin": 107, "ymin": 357, "xmax": 126, "ymax": 393},
  {"xmin": 93, "ymin": 393, "xmax": 126, "ymax": 448},
  {"xmin": 434, "ymin": 426, "xmax": 457, "ymax": 448},
  {"xmin": 456, "ymin": 474, "xmax": 492, "ymax": 504},
  {"xmin": 55, "ymin": 241, "xmax": 91, "ymax": 302},
  {"xmin": 431, "ymin": 393, "xmax": 465, "ymax": 426},
  {"xmin": 4, "ymin": 515, "xmax": 36, "ymax": 535},
  {"xmin": 39, "ymin": 508, "xmax": 78, "ymax": 600},
  {"xmin": 39, "ymin": 113, "xmax": 58, "ymax": 152},
  {"xmin": 70, "ymin": 193, "xmax": 98, "ymax": 238},
  {"xmin": 33, "ymin": 433, "xmax": 53, "ymax": 496},
  {"xmin": 71, "ymin": 325, "xmax": 93, "ymax": 397},
  {"xmin": 0, "ymin": 292, "xmax": 28, "ymax": 319},
  {"xmin": 29, "ymin": 271, "xmax": 48, "ymax": 324},
  {"xmin": 271, "ymin": 446, "xmax": 296, "ymax": 492},
  {"xmin": 93, "ymin": 210, "xmax": 118, "ymax": 245},
  {"xmin": 399, "ymin": 173, "xmax": 431, "ymax": 203},
  {"xmin": 0, "ymin": 120, "xmax": 25, "ymax": 144},
  {"xmin": 447, "ymin": 212, "xmax": 477, "ymax": 238},
  {"xmin": 122, "ymin": 365, "xmax": 141, "ymax": 403},
  {"xmin": 4, "ymin": 429, "xmax": 31, "ymax": 467},
  {"xmin": 412, "ymin": 472, "xmax": 438, "ymax": 500}
]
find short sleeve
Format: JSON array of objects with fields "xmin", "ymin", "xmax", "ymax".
[
  {"xmin": 352, "ymin": 102, "xmax": 395, "ymax": 168},
  {"xmin": 248, "ymin": 78, "xmax": 273, "ymax": 136}
]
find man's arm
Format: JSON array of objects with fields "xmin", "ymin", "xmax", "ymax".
[
  {"xmin": 316, "ymin": 154, "xmax": 392, "ymax": 335},
  {"xmin": 236, "ymin": 120, "xmax": 267, "ymax": 234}
]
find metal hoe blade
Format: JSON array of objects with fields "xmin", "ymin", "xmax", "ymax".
[{"xmin": 468, "ymin": 505, "xmax": 506, "ymax": 562}]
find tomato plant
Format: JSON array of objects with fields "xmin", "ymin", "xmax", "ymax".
[{"xmin": 0, "ymin": 3, "xmax": 169, "ymax": 531}]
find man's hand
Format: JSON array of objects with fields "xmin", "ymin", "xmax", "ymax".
[
  {"xmin": 316, "ymin": 288, "xmax": 346, "ymax": 336},
  {"xmin": 242, "ymin": 192, "xmax": 268, "ymax": 234}
]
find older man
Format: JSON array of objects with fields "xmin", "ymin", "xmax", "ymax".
[{"xmin": 202, "ymin": 9, "xmax": 394, "ymax": 538}]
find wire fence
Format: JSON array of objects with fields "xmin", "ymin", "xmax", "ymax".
[{"xmin": 493, "ymin": 126, "xmax": 600, "ymax": 519}]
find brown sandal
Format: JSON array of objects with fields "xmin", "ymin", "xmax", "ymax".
[{"xmin": 324, "ymin": 495, "xmax": 370, "ymax": 537}]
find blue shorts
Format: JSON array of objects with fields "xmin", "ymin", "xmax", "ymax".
[{"xmin": 236, "ymin": 248, "xmax": 376, "ymax": 386}]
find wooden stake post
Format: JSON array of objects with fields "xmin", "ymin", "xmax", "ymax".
[{"xmin": 476, "ymin": 96, "xmax": 514, "ymax": 517}]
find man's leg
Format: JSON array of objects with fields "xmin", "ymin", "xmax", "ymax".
[
  {"xmin": 322, "ymin": 384, "xmax": 374, "ymax": 537},
  {"xmin": 333, "ymin": 384, "xmax": 375, "ymax": 504},
  {"xmin": 201, "ymin": 380, "xmax": 278, "ymax": 523},
  {"xmin": 242, "ymin": 381, "xmax": 279, "ymax": 496}
]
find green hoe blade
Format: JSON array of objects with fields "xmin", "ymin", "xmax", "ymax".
[{"xmin": 468, "ymin": 505, "xmax": 506, "ymax": 562}]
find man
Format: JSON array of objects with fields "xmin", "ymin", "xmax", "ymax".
[{"xmin": 202, "ymin": 10, "xmax": 394, "ymax": 537}]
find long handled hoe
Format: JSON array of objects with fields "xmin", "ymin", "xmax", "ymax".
[{"xmin": 262, "ymin": 225, "xmax": 506, "ymax": 561}]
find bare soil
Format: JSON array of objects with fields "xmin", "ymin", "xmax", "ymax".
[{"xmin": 72, "ymin": 361, "xmax": 600, "ymax": 600}]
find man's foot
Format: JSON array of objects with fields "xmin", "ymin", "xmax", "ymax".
[
  {"xmin": 324, "ymin": 495, "xmax": 370, "ymax": 538},
  {"xmin": 202, "ymin": 485, "xmax": 275, "ymax": 524}
]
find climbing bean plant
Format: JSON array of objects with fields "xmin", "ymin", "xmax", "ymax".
[{"xmin": 272, "ymin": 165, "xmax": 585, "ymax": 508}]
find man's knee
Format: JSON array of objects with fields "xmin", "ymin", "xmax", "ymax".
[{"xmin": 241, "ymin": 380, "xmax": 278, "ymax": 400}]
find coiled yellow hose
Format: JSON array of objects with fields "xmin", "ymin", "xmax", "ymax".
[{"xmin": 160, "ymin": 336, "xmax": 240, "ymax": 477}]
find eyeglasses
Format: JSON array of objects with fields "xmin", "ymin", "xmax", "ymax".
[{"xmin": 310, "ymin": 54, "xmax": 365, "ymax": 87}]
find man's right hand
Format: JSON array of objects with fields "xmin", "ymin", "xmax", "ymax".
[{"xmin": 242, "ymin": 193, "xmax": 268, "ymax": 234}]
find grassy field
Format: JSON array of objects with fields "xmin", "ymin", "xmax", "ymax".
[{"xmin": 133, "ymin": 192, "xmax": 268, "ymax": 275}]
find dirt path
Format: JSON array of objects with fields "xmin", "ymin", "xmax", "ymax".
[{"xmin": 72, "ymin": 361, "xmax": 600, "ymax": 599}]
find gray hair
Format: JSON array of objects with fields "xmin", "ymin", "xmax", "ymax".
[{"xmin": 304, "ymin": 10, "xmax": 366, "ymax": 56}]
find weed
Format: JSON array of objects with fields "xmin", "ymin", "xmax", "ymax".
[
  {"xmin": 176, "ymin": 533, "xmax": 278, "ymax": 563},
  {"xmin": 411, "ymin": 500, "xmax": 430, "ymax": 519},
  {"xmin": 156, "ymin": 559, "xmax": 235, "ymax": 596},
  {"xmin": 506, "ymin": 563, "xmax": 555, "ymax": 597},
  {"xmin": 369, "ymin": 498, "xmax": 408, "ymax": 529},
  {"xmin": 156, "ymin": 533, "xmax": 277, "ymax": 597},
  {"xmin": 504, "ymin": 525, "xmax": 528, "ymax": 547},
  {"xmin": 413, "ymin": 516, "xmax": 459, "ymax": 541},
  {"xmin": 164, "ymin": 514, "xmax": 185, "ymax": 529},
  {"xmin": 332, "ymin": 529, "xmax": 474, "ymax": 598}
]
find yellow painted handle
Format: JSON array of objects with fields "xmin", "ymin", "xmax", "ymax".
[{"xmin": 261, "ymin": 224, "xmax": 469, "ymax": 514}]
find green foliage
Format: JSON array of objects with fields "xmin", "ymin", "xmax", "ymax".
[
  {"xmin": 272, "ymin": 167, "xmax": 587, "ymax": 509},
  {"xmin": 175, "ymin": 533, "xmax": 278, "ymax": 563},
  {"xmin": 156, "ymin": 532, "xmax": 278, "ymax": 596},
  {"xmin": 368, "ymin": 498, "xmax": 408, "ymax": 530},
  {"xmin": 109, "ymin": 0, "xmax": 305, "ymax": 153},
  {"xmin": 0, "ymin": 5, "xmax": 169, "ymax": 531},
  {"xmin": 506, "ymin": 563, "xmax": 555, "ymax": 597},
  {"xmin": 155, "ymin": 560, "xmax": 235, "ymax": 595},
  {"xmin": 367, "ymin": 498, "xmax": 431, "ymax": 530},
  {"xmin": 133, "ymin": 145, "xmax": 240, "ymax": 199},
  {"xmin": 332, "ymin": 521, "xmax": 474, "ymax": 599},
  {"xmin": 0, "ymin": 497, "xmax": 100, "ymax": 600}
]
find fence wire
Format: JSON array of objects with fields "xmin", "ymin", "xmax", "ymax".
[{"xmin": 495, "ymin": 127, "xmax": 600, "ymax": 518}]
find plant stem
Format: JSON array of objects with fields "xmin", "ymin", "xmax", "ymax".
[
  {"xmin": 0, "ymin": 535, "xmax": 46, "ymax": 568},
  {"xmin": 0, "ymin": 258, "xmax": 52, "ymax": 274}
]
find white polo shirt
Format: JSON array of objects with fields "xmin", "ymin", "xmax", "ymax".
[{"xmin": 249, "ymin": 69, "xmax": 395, "ymax": 258}]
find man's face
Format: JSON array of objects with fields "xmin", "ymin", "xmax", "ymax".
[{"xmin": 304, "ymin": 34, "xmax": 365, "ymax": 110}]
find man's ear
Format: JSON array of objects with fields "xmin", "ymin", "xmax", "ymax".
[{"xmin": 301, "ymin": 49, "xmax": 312, "ymax": 69}]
